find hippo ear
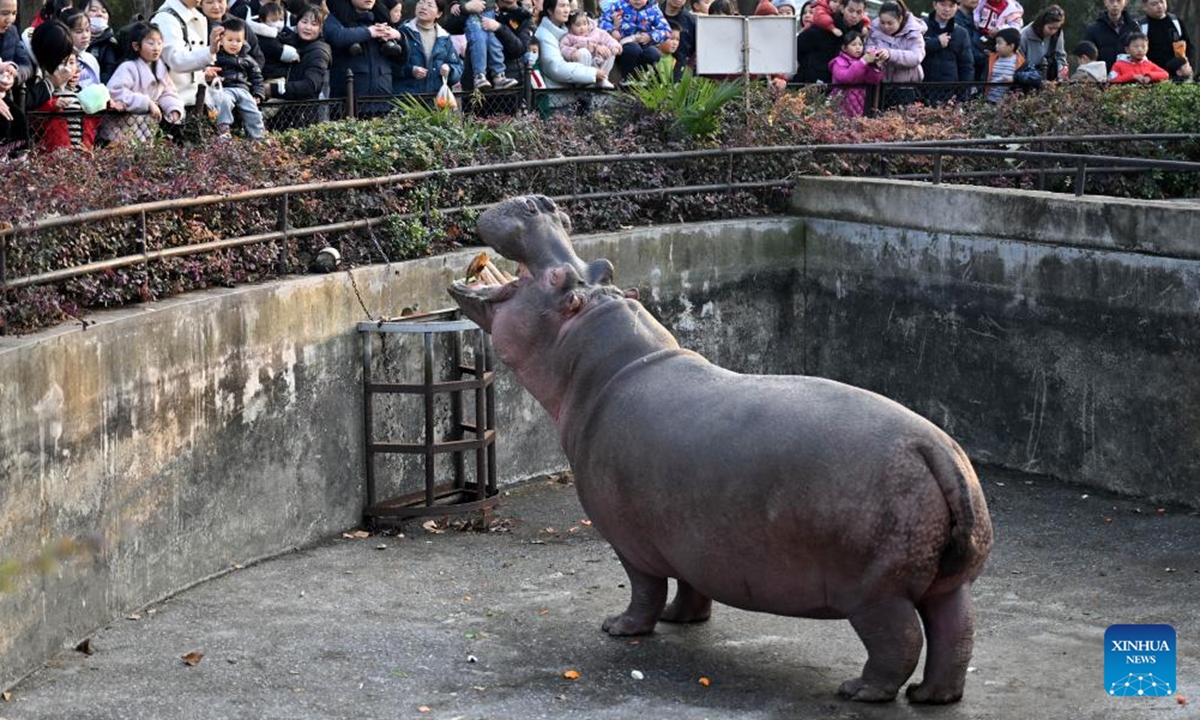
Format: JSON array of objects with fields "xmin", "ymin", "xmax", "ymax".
[
  {"xmin": 555, "ymin": 209, "xmax": 573, "ymax": 234},
  {"xmin": 586, "ymin": 259, "xmax": 614, "ymax": 285}
]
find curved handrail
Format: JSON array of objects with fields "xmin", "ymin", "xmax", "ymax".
[{"xmin": 2, "ymin": 135, "xmax": 1199, "ymax": 294}]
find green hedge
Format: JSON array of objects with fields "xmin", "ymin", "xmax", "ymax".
[{"xmin": 2, "ymin": 82, "xmax": 1198, "ymax": 335}]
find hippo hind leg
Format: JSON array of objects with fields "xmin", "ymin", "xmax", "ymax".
[
  {"xmin": 906, "ymin": 584, "xmax": 975, "ymax": 704},
  {"xmin": 602, "ymin": 555, "xmax": 668, "ymax": 636},
  {"xmin": 838, "ymin": 597, "xmax": 923, "ymax": 702},
  {"xmin": 659, "ymin": 579, "xmax": 713, "ymax": 624}
]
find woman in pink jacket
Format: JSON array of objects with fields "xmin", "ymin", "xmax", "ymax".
[
  {"xmin": 829, "ymin": 29, "xmax": 883, "ymax": 116},
  {"xmin": 866, "ymin": 0, "xmax": 925, "ymax": 106}
]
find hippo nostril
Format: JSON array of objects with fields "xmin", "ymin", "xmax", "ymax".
[{"xmin": 524, "ymin": 197, "xmax": 538, "ymax": 214}]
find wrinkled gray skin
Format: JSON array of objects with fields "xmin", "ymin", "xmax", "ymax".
[{"xmin": 449, "ymin": 196, "xmax": 994, "ymax": 704}]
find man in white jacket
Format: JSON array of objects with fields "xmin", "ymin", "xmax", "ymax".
[{"xmin": 152, "ymin": 0, "xmax": 223, "ymax": 106}]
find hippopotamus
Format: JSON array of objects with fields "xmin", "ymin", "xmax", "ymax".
[{"xmin": 448, "ymin": 196, "xmax": 994, "ymax": 704}]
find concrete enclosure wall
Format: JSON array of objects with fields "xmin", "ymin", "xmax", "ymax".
[{"xmin": 2, "ymin": 180, "xmax": 1197, "ymax": 688}]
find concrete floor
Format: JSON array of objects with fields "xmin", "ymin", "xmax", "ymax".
[{"xmin": 4, "ymin": 468, "xmax": 1198, "ymax": 720}]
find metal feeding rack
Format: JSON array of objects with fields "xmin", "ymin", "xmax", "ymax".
[{"xmin": 357, "ymin": 309, "xmax": 498, "ymax": 524}]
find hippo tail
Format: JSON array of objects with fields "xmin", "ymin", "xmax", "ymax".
[{"xmin": 918, "ymin": 441, "xmax": 981, "ymax": 577}]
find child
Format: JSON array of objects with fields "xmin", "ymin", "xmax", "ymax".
[
  {"xmin": 452, "ymin": 0, "xmax": 519, "ymax": 89},
  {"xmin": 809, "ymin": 0, "xmax": 869, "ymax": 38},
  {"xmin": 973, "ymin": 0, "xmax": 1021, "ymax": 41},
  {"xmin": 526, "ymin": 35, "xmax": 545, "ymax": 88},
  {"xmin": 985, "ymin": 25, "xmax": 1022, "ymax": 102},
  {"xmin": 598, "ymin": 0, "xmax": 671, "ymax": 78},
  {"xmin": 29, "ymin": 19, "xmax": 101, "ymax": 150},
  {"xmin": 258, "ymin": 1, "xmax": 302, "ymax": 81},
  {"xmin": 106, "ymin": 21, "xmax": 186, "ymax": 141},
  {"xmin": 559, "ymin": 11, "xmax": 620, "ymax": 88},
  {"xmin": 60, "ymin": 9, "xmax": 102, "ymax": 88},
  {"xmin": 1108, "ymin": 31, "xmax": 1168, "ymax": 83},
  {"xmin": 1069, "ymin": 39, "xmax": 1106, "ymax": 82},
  {"xmin": 84, "ymin": 0, "xmax": 121, "ymax": 82},
  {"xmin": 208, "ymin": 17, "xmax": 267, "ymax": 138},
  {"xmin": 829, "ymin": 29, "xmax": 882, "ymax": 116}
]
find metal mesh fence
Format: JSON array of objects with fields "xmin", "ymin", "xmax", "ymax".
[{"xmin": 13, "ymin": 79, "xmax": 1162, "ymax": 153}]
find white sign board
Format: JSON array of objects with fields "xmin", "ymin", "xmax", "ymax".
[{"xmin": 695, "ymin": 15, "xmax": 797, "ymax": 76}]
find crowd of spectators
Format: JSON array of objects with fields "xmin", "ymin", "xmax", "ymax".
[{"xmin": 0, "ymin": 0, "xmax": 1194, "ymax": 149}]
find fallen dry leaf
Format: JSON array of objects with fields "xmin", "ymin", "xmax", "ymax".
[
  {"xmin": 562, "ymin": 670, "xmax": 581, "ymax": 680},
  {"xmin": 2, "ymin": 690, "xmax": 11, "ymax": 701},
  {"xmin": 422, "ymin": 520, "xmax": 446, "ymax": 535},
  {"xmin": 580, "ymin": 519, "xmax": 593, "ymax": 526},
  {"xmin": 417, "ymin": 705, "xmax": 431, "ymax": 713},
  {"xmin": 699, "ymin": 676, "xmax": 712, "ymax": 687},
  {"xmin": 182, "ymin": 651, "xmax": 204, "ymax": 666},
  {"xmin": 75, "ymin": 638, "xmax": 94, "ymax": 655}
]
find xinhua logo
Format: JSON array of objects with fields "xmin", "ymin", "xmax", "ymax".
[{"xmin": 1105, "ymin": 624, "xmax": 1176, "ymax": 697}]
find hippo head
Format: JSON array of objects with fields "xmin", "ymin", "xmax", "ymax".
[
  {"xmin": 448, "ymin": 197, "xmax": 635, "ymax": 410},
  {"xmin": 449, "ymin": 195, "xmax": 625, "ymax": 332}
]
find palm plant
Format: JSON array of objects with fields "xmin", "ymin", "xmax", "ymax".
[{"xmin": 623, "ymin": 57, "xmax": 743, "ymax": 140}]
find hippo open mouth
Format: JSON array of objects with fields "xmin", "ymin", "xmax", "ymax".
[{"xmin": 448, "ymin": 277, "xmax": 521, "ymax": 333}]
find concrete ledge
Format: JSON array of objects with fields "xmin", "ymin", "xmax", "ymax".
[{"xmin": 790, "ymin": 176, "xmax": 1200, "ymax": 259}]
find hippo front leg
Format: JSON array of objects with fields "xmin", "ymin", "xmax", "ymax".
[{"xmin": 602, "ymin": 555, "xmax": 668, "ymax": 636}]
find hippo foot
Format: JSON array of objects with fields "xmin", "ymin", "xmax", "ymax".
[
  {"xmin": 602, "ymin": 613, "xmax": 657, "ymax": 636},
  {"xmin": 658, "ymin": 602, "xmax": 711, "ymax": 624},
  {"xmin": 837, "ymin": 678, "xmax": 900, "ymax": 703},
  {"xmin": 658, "ymin": 580, "xmax": 712, "ymax": 624},
  {"xmin": 905, "ymin": 682, "xmax": 963, "ymax": 704}
]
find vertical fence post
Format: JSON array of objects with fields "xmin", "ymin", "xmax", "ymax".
[
  {"xmin": 276, "ymin": 192, "xmax": 290, "ymax": 274},
  {"xmin": 1075, "ymin": 159, "xmax": 1087, "ymax": 197},
  {"xmin": 346, "ymin": 69, "xmax": 356, "ymax": 120},
  {"xmin": 932, "ymin": 153, "xmax": 943, "ymax": 185},
  {"xmin": 1036, "ymin": 140, "xmax": 1047, "ymax": 191},
  {"xmin": 1, "ymin": 227, "xmax": 8, "ymax": 294},
  {"xmin": 137, "ymin": 210, "xmax": 147, "ymax": 257}
]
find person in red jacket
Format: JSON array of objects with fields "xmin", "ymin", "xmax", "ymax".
[
  {"xmin": 809, "ymin": 0, "xmax": 869, "ymax": 37},
  {"xmin": 1108, "ymin": 30, "xmax": 1169, "ymax": 82}
]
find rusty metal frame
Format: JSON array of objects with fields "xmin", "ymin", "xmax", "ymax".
[{"xmin": 357, "ymin": 310, "xmax": 498, "ymax": 523}]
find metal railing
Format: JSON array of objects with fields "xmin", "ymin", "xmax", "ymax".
[{"xmin": 3, "ymin": 134, "xmax": 1199, "ymax": 300}]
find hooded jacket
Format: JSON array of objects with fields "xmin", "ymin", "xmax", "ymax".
[
  {"xmin": 867, "ymin": 12, "xmax": 927, "ymax": 83},
  {"xmin": 829, "ymin": 51, "xmax": 882, "ymax": 116},
  {"xmin": 973, "ymin": 0, "xmax": 1023, "ymax": 38}
]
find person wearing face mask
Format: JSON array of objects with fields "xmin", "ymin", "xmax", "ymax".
[
  {"xmin": 82, "ymin": 0, "xmax": 121, "ymax": 81},
  {"xmin": 258, "ymin": 1, "xmax": 303, "ymax": 79}
]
